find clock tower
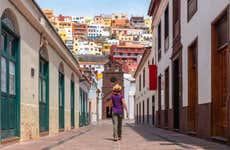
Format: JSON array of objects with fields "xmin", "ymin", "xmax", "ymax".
[{"xmin": 102, "ymin": 59, "xmax": 123, "ymax": 119}]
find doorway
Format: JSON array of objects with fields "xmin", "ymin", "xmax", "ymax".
[
  {"xmin": 39, "ymin": 57, "xmax": 49, "ymax": 133},
  {"xmin": 106, "ymin": 106, "xmax": 112, "ymax": 118},
  {"xmin": 188, "ymin": 39, "xmax": 198, "ymax": 132},
  {"xmin": 152, "ymin": 96, "xmax": 155, "ymax": 126},
  {"xmin": 211, "ymin": 9, "xmax": 229, "ymax": 139},
  {"xmin": 173, "ymin": 59, "xmax": 180, "ymax": 130},
  {"xmin": 158, "ymin": 75, "xmax": 161, "ymax": 126},
  {"xmin": 164, "ymin": 68, "xmax": 169, "ymax": 128},
  {"xmin": 0, "ymin": 25, "xmax": 20, "ymax": 139}
]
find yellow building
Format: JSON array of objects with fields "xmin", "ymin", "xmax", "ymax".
[
  {"xmin": 103, "ymin": 18, "xmax": 112, "ymax": 28},
  {"xmin": 94, "ymin": 16, "xmax": 104, "ymax": 24},
  {"xmin": 58, "ymin": 29, "xmax": 68, "ymax": 42},
  {"xmin": 144, "ymin": 18, "xmax": 152, "ymax": 33},
  {"xmin": 85, "ymin": 18, "xmax": 92, "ymax": 25},
  {"xmin": 102, "ymin": 43, "xmax": 111, "ymax": 55},
  {"xmin": 118, "ymin": 35, "xmax": 134, "ymax": 42}
]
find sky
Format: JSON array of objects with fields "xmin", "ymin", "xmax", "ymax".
[{"xmin": 35, "ymin": 0, "xmax": 151, "ymax": 18}]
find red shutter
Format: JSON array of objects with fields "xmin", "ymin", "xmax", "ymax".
[{"xmin": 149, "ymin": 65, "xmax": 157, "ymax": 90}]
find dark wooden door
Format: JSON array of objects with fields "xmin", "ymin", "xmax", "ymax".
[
  {"xmin": 173, "ymin": 59, "xmax": 180, "ymax": 129},
  {"xmin": 165, "ymin": 68, "xmax": 169, "ymax": 127},
  {"xmin": 147, "ymin": 99, "xmax": 149, "ymax": 124},
  {"xmin": 211, "ymin": 10, "xmax": 229, "ymax": 138},
  {"xmin": 158, "ymin": 76, "xmax": 161, "ymax": 126},
  {"xmin": 188, "ymin": 40, "xmax": 198, "ymax": 132},
  {"xmin": 152, "ymin": 96, "xmax": 155, "ymax": 125}
]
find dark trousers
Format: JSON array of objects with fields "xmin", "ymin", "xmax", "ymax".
[{"xmin": 112, "ymin": 113, "xmax": 123, "ymax": 138}]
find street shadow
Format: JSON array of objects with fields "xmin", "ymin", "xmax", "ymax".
[
  {"xmin": 103, "ymin": 138, "xmax": 115, "ymax": 142},
  {"xmin": 127, "ymin": 123, "xmax": 230, "ymax": 150}
]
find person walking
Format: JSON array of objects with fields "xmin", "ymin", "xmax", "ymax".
[{"xmin": 110, "ymin": 84, "xmax": 128, "ymax": 141}]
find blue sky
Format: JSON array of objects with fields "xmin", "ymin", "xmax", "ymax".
[{"xmin": 35, "ymin": 0, "xmax": 151, "ymax": 18}]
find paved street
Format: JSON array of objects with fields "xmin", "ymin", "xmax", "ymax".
[{"xmin": 1, "ymin": 120, "xmax": 230, "ymax": 150}]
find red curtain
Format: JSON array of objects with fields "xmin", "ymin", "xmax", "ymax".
[{"xmin": 149, "ymin": 65, "xmax": 157, "ymax": 90}]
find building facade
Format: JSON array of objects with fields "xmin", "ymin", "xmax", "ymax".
[
  {"xmin": 72, "ymin": 23, "xmax": 88, "ymax": 38},
  {"xmin": 0, "ymin": 0, "xmax": 82, "ymax": 143},
  {"xmin": 123, "ymin": 74, "xmax": 136, "ymax": 120},
  {"xmin": 102, "ymin": 59, "xmax": 123, "ymax": 119},
  {"xmin": 130, "ymin": 16, "xmax": 145, "ymax": 28},
  {"xmin": 147, "ymin": 0, "xmax": 230, "ymax": 143},
  {"xmin": 134, "ymin": 48, "xmax": 156, "ymax": 125},
  {"xmin": 110, "ymin": 45, "xmax": 145, "ymax": 64},
  {"xmin": 79, "ymin": 77, "xmax": 90, "ymax": 127}
]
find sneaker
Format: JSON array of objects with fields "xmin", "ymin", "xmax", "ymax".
[{"xmin": 114, "ymin": 137, "xmax": 118, "ymax": 141}]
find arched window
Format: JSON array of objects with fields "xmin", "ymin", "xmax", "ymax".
[
  {"xmin": 1, "ymin": 8, "xmax": 19, "ymax": 35},
  {"xmin": 0, "ymin": 8, "xmax": 20, "ymax": 140}
]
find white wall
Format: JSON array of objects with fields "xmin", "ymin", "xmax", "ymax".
[{"xmin": 181, "ymin": 0, "xmax": 229, "ymax": 106}]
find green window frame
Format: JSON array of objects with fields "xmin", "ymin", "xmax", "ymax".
[
  {"xmin": 0, "ymin": 21, "xmax": 20, "ymax": 141},
  {"xmin": 39, "ymin": 57, "xmax": 49, "ymax": 133},
  {"xmin": 59, "ymin": 71, "xmax": 65, "ymax": 130},
  {"xmin": 70, "ymin": 79, "xmax": 75, "ymax": 128}
]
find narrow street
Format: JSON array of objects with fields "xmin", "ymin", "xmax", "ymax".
[{"xmin": 1, "ymin": 120, "xmax": 229, "ymax": 150}]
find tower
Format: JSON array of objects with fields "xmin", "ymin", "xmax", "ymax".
[{"xmin": 102, "ymin": 59, "xmax": 123, "ymax": 119}]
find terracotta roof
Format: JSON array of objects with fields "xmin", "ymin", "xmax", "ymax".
[
  {"xmin": 113, "ymin": 45, "xmax": 144, "ymax": 48},
  {"xmin": 79, "ymin": 61, "xmax": 106, "ymax": 65}
]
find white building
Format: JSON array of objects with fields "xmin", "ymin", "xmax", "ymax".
[
  {"xmin": 88, "ymin": 24, "xmax": 109, "ymax": 38},
  {"xmin": 77, "ymin": 41, "xmax": 102, "ymax": 55},
  {"xmin": 146, "ymin": 0, "xmax": 230, "ymax": 142},
  {"xmin": 123, "ymin": 74, "xmax": 136, "ymax": 120},
  {"xmin": 134, "ymin": 48, "xmax": 156, "ymax": 125},
  {"xmin": 0, "ymin": 0, "xmax": 82, "ymax": 143},
  {"xmin": 72, "ymin": 16, "xmax": 85, "ymax": 24},
  {"xmin": 106, "ymin": 39, "xmax": 120, "ymax": 45}
]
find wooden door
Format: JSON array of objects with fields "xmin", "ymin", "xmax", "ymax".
[
  {"xmin": 152, "ymin": 96, "xmax": 155, "ymax": 125},
  {"xmin": 173, "ymin": 59, "xmax": 180, "ymax": 129},
  {"xmin": 188, "ymin": 39, "xmax": 198, "ymax": 132},
  {"xmin": 165, "ymin": 68, "xmax": 169, "ymax": 127},
  {"xmin": 158, "ymin": 76, "xmax": 161, "ymax": 126},
  {"xmin": 212, "ymin": 9, "xmax": 229, "ymax": 138}
]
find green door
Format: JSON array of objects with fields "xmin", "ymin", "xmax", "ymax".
[
  {"xmin": 0, "ymin": 27, "xmax": 19, "ymax": 139},
  {"xmin": 39, "ymin": 58, "xmax": 49, "ymax": 133},
  {"xmin": 70, "ymin": 80, "xmax": 75, "ymax": 128},
  {"xmin": 59, "ymin": 72, "xmax": 64, "ymax": 130},
  {"xmin": 79, "ymin": 88, "xmax": 82, "ymax": 127}
]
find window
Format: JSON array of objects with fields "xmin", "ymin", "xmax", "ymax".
[
  {"xmin": 1, "ymin": 57, "xmax": 7, "ymax": 93},
  {"xmin": 187, "ymin": 0, "xmax": 197, "ymax": 21},
  {"xmin": 215, "ymin": 13, "xmax": 228, "ymax": 49},
  {"xmin": 173, "ymin": 0, "xmax": 180, "ymax": 38},
  {"xmin": 158, "ymin": 22, "xmax": 162, "ymax": 61},
  {"xmin": 164, "ymin": 5, "xmax": 169, "ymax": 51},
  {"xmin": 143, "ymin": 68, "xmax": 145, "ymax": 88}
]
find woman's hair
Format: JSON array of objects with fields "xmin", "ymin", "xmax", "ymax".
[{"xmin": 112, "ymin": 84, "xmax": 122, "ymax": 95}]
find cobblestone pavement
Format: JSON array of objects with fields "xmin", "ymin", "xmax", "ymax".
[{"xmin": 1, "ymin": 120, "xmax": 230, "ymax": 150}]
